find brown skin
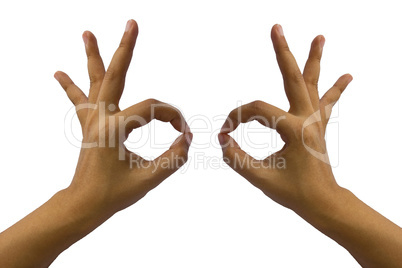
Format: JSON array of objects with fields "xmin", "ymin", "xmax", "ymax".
[
  {"xmin": 219, "ymin": 24, "xmax": 402, "ymax": 268},
  {"xmin": 0, "ymin": 19, "xmax": 192, "ymax": 268},
  {"xmin": 1, "ymin": 20, "xmax": 401, "ymax": 268}
]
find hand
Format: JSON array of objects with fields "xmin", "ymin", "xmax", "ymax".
[
  {"xmin": 217, "ymin": 27, "xmax": 402, "ymax": 267},
  {"xmin": 54, "ymin": 19, "xmax": 192, "ymax": 218},
  {"xmin": 0, "ymin": 20, "xmax": 192, "ymax": 268},
  {"xmin": 218, "ymin": 24, "xmax": 352, "ymax": 213}
]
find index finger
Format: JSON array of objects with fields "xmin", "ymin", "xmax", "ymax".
[
  {"xmin": 117, "ymin": 99, "xmax": 190, "ymax": 135},
  {"xmin": 220, "ymin": 100, "xmax": 292, "ymax": 138}
]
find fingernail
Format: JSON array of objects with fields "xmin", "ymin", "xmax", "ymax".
[
  {"xmin": 185, "ymin": 132, "xmax": 193, "ymax": 147},
  {"xmin": 220, "ymin": 118, "xmax": 237, "ymax": 134},
  {"xmin": 125, "ymin": 20, "xmax": 133, "ymax": 32},
  {"xmin": 320, "ymin": 36, "xmax": 325, "ymax": 49},
  {"xmin": 184, "ymin": 123, "xmax": 191, "ymax": 133},
  {"xmin": 82, "ymin": 32, "xmax": 89, "ymax": 45},
  {"xmin": 218, "ymin": 133, "xmax": 229, "ymax": 146},
  {"xmin": 54, "ymin": 72, "xmax": 60, "ymax": 81},
  {"xmin": 347, "ymin": 74, "xmax": 353, "ymax": 83},
  {"xmin": 220, "ymin": 120, "xmax": 229, "ymax": 133},
  {"xmin": 277, "ymin": 24, "xmax": 284, "ymax": 36}
]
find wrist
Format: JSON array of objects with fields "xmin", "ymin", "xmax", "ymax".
[
  {"xmin": 293, "ymin": 184, "xmax": 353, "ymax": 233},
  {"xmin": 58, "ymin": 184, "xmax": 113, "ymax": 235}
]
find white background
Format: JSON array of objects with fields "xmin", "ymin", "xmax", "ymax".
[{"xmin": 1, "ymin": 0, "xmax": 401, "ymax": 267}]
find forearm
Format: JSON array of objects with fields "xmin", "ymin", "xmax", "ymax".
[
  {"xmin": 0, "ymin": 186, "xmax": 110, "ymax": 268},
  {"xmin": 298, "ymin": 186, "xmax": 402, "ymax": 267}
]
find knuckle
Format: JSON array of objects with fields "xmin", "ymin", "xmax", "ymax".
[
  {"xmin": 246, "ymin": 100, "xmax": 266, "ymax": 121},
  {"xmin": 223, "ymin": 148, "xmax": 235, "ymax": 161},
  {"xmin": 308, "ymin": 51, "xmax": 322, "ymax": 63},
  {"xmin": 289, "ymin": 70, "xmax": 305, "ymax": 83},
  {"xmin": 250, "ymin": 100, "xmax": 266, "ymax": 111},
  {"xmin": 65, "ymin": 82, "xmax": 75, "ymax": 92},
  {"xmin": 171, "ymin": 106, "xmax": 182, "ymax": 117},
  {"xmin": 86, "ymin": 45, "xmax": 100, "ymax": 57},
  {"xmin": 145, "ymin": 98, "xmax": 160, "ymax": 106},
  {"xmin": 89, "ymin": 73, "xmax": 104, "ymax": 86},
  {"xmin": 75, "ymin": 95, "xmax": 87, "ymax": 105},
  {"xmin": 281, "ymin": 44, "xmax": 291, "ymax": 53},
  {"xmin": 227, "ymin": 108, "xmax": 239, "ymax": 123},
  {"xmin": 306, "ymin": 77, "xmax": 319, "ymax": 87},
  {"xmin": 118, "ymin": 42, "xmax": 134, "ymax": 55},
  {"xmin": 313, "ymin": 54, "xmax": 322, "ymax": 63},
  {"xmin": 298, "ymin": 123, "xmax": 321, "ymax": 144},
  {"xmin": 118, "ymin": 41, "xmax": 130, "ymax": 50},
  {"xmin": 175, "ymin": 148, "xmax": 189, "ymax": 162},
  {"xmin": 104, "ymin": 68, "xmax": 117, "ymax": 82},
  {"xmin": 228, "ymin": 107, "xmax": 238, "ymax": 118},
  {"xmin": 170, "ymin": 111, "xmax": 183, "ymax": 123}
]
